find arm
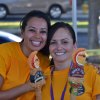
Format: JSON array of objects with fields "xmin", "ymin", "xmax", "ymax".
[
  {"xmin": 0, "ymin": 75, "xmax": 33, "ymax": 100},
  {"xmin": 28, "ymin": 51, "xmax": 46, "ymax": 100}
]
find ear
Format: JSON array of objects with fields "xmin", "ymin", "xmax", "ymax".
[
  {"xmin": 73, "ymin": 42, "xmax": 77, "ymax": 50},
  {"xmin": 20, "ymin": 30, "xmax": 24, "ymax": 39}
]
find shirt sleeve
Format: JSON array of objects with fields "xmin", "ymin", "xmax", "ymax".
[
  {"xmin": 92, "ymin": 71, "xmax": 100, "ymax": 97},
  {"xmin": 0, "ymin": 55, "xmax": 7, "ymax": 79}
]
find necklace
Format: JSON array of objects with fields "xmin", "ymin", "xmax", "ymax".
[
  {"xmin": 50, "ymin": 61, "xmax": 85, "ymax": 100},
  {"xmin": 50, "ymin": 67, "xmax": 69, "ymax": 100}
]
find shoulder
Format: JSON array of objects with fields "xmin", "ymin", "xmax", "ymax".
[
  {"xmin": 0, "ymin": 42, "xmax": 20, "ymax": 57},
  {"xmin": 84, "ymin": 63, "xmax": 98, "ymax": 78},
  {"xmin": 84, "ymin": 63, "xmax": 97, "ymax": 73},
  {"xmin": 0, "ymin": 42, "xmax": 19, "ymax": 50}
]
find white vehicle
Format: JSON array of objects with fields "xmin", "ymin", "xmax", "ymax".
[{"xmin": 0, "ymin": 31, "xmax": 22, "ymax": 43}]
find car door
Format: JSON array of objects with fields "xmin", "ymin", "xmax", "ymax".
[
  {"xmin": 29, "ymin": 0, "xmax": 48, "ymax": 12},
  {"xmin": 9, "ymin": 0, "xmax": 38, "ymax": 14},
  {"xmin": 11, "ymin": 0, "xmax": 49, "ymax": 14}
]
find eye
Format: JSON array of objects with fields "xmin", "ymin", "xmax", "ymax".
[
  {"xmin": 40, "ymin": 30, "xmax": 47, "ymax": 34},
  {"xmin": 28, "ymin": 28, "xmax": 36, "ymax": 32},
  {"xmin": 50, "ymin": 41, "xmax": 56, "ymax": 45},
  {"xmin": 62, "ymin": 41, "xmax": 68, "ymax": 44}
]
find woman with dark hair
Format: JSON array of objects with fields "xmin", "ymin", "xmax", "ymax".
[
  {"xmin": 42, "ymin": 22, "xmax": 100, "ymax": 100},
  {"xmin": 0, "ymin": 10, "xmax": 51, "ymax": 100}
]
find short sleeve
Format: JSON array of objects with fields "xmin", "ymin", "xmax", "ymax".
[
  {"xmin": 92, "ymin": 72, "xmax": 100, "ymax": 97},
  {"xmin": 0, "ymin": 55, "xmax": 7, "ymax": 79}
]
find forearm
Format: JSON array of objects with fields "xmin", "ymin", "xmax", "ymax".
[
  {"xmin": 35, "ymin": 88, "xmax": 42, "ymax": 100},
  {"xmin": 0, "ymin": 83, "xmax": 33, "ymax": 100}
]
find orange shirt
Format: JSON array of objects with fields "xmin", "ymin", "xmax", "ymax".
[
  {"xmin": 0, "ymin": 42, "xmax": 50, "ymax": 100},
  {"xmin": 42, "ymin": 64, "xmax": 100, "ymax": 100}
]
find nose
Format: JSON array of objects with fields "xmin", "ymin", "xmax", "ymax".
[
  {"xmin": 35, "ymin": 31, "xmax": 41, "ymax": 38},
  {"xmin": 56, "ymin": 44, "xmax": 62, "ymax": 50}
]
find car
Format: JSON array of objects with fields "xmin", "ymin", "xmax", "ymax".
[
  {"xmin": 0, "ymin": 31, "xmax": 22, "ymax": 44},
  {"xmin": 0, "ymin": 0, "xmax": 71, "ymax": 19}
]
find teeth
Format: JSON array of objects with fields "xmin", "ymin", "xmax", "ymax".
[
  {"xmin": 32, "ymin": 41, "xmax": 41, "ymax": 46},
  {"xmin": 55, "ymin": 52, "xmax": 64, "ymax": 56}
]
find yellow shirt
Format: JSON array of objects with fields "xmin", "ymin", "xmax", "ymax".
[
  {"xmin": 0, "ymin": 42, "xmax": 50, "ymax": 100},
  {"xmin": 42, "ymin": 64, "xmax": 100, "ymax": 100}
]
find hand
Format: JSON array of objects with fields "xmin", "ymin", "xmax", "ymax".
[
  {"xmin": 29, "ymin": 67, "xmax": 46, "ymax": 89},
  {"xmin": 28, "ymin": 78, "xmax": 45, "ymax": 91}
]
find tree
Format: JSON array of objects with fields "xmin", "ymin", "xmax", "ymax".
[{"xmin": 88, "ymin": 0, "xmax": 100, "ymax": 49}]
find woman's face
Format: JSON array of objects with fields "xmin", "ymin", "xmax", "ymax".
[
  {"xmin": 49, "ymin": 27, "xmax": 75, "ymax": 63},
  {"xmin": 22, "ymin": 17, "xmax": 48, "ymax": 54}
]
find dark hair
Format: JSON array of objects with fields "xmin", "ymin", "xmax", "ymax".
[
  {"xmin": 47, "ymin": 22, "xmax": 76, "ymax": 47},
  {"xmin": 20, "ymin": 10, "xmax": 51, "ymax": 56},
  {"xmin": 20, "ymin": 10, "xmax": 51, "ymax": 31},
  {"xmin": 47, "ymin": 22, "xmax": 76, "ymax": 66}
]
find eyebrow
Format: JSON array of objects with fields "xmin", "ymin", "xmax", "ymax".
[
  {"xmin": 62, "ymin": 38, "xmax": 70, "ymax": 40},
  {"xmin": 27, "ymin": 26, "xmax": 47, "ymax": 30},
  {"xmin": 52, "ymin": 38, "xmax": 70, "ymax": 41}
]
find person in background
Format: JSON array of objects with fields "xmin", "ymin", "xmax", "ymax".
[
  {"xmin": 0, "ymin": 10, "xmax": 51, "ymax": 100},
  {"xmin": 41, "ymin": 22, "xmax": 100, "ymax": 100}
]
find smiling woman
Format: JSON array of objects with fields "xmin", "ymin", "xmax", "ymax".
[
  {"xmin": 0, "ymin": 10, "xmax": 51, "ymax": 100},
  {"xmin": 41, "ymin": 22, "xmax": 100, "ymax": 100}
]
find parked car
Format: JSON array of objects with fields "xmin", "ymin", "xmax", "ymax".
[
  {"xmin": 0, "ymin": 0, "xmax": 71, "ymax": 19},
  {"xmin": 0, "ymin": 31, "xmax": 22, "ymax": 44}
]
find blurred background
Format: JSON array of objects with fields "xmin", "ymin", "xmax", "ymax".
[{"xmin": 0, "ymin": 0, "xmax": 100, "ymax": 51}]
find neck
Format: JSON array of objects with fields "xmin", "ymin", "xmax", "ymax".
[
  {"xmin": 19, "ymin": 42, "xmax": 32, "ymax": 57},
  {"xmin": 54, "ymin": 59, "xmax": 72, "ymax": 71}
]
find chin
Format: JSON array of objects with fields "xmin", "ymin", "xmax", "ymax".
[
  {"xmin": 56, "ymin": 59, "xmax": 66, "ymax": 62},
  {"xmin": 31, "ymin": 47, "xmax": 40, "ymax": 51}
]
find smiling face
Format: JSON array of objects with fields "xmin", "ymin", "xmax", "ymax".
[
  {"xmin": 21, "ymin": 17, "xmax": 48, "ymax": 55},
  {"xmin": 49, "ymin": 28, "xmax": 75, "ymax": 63}
]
